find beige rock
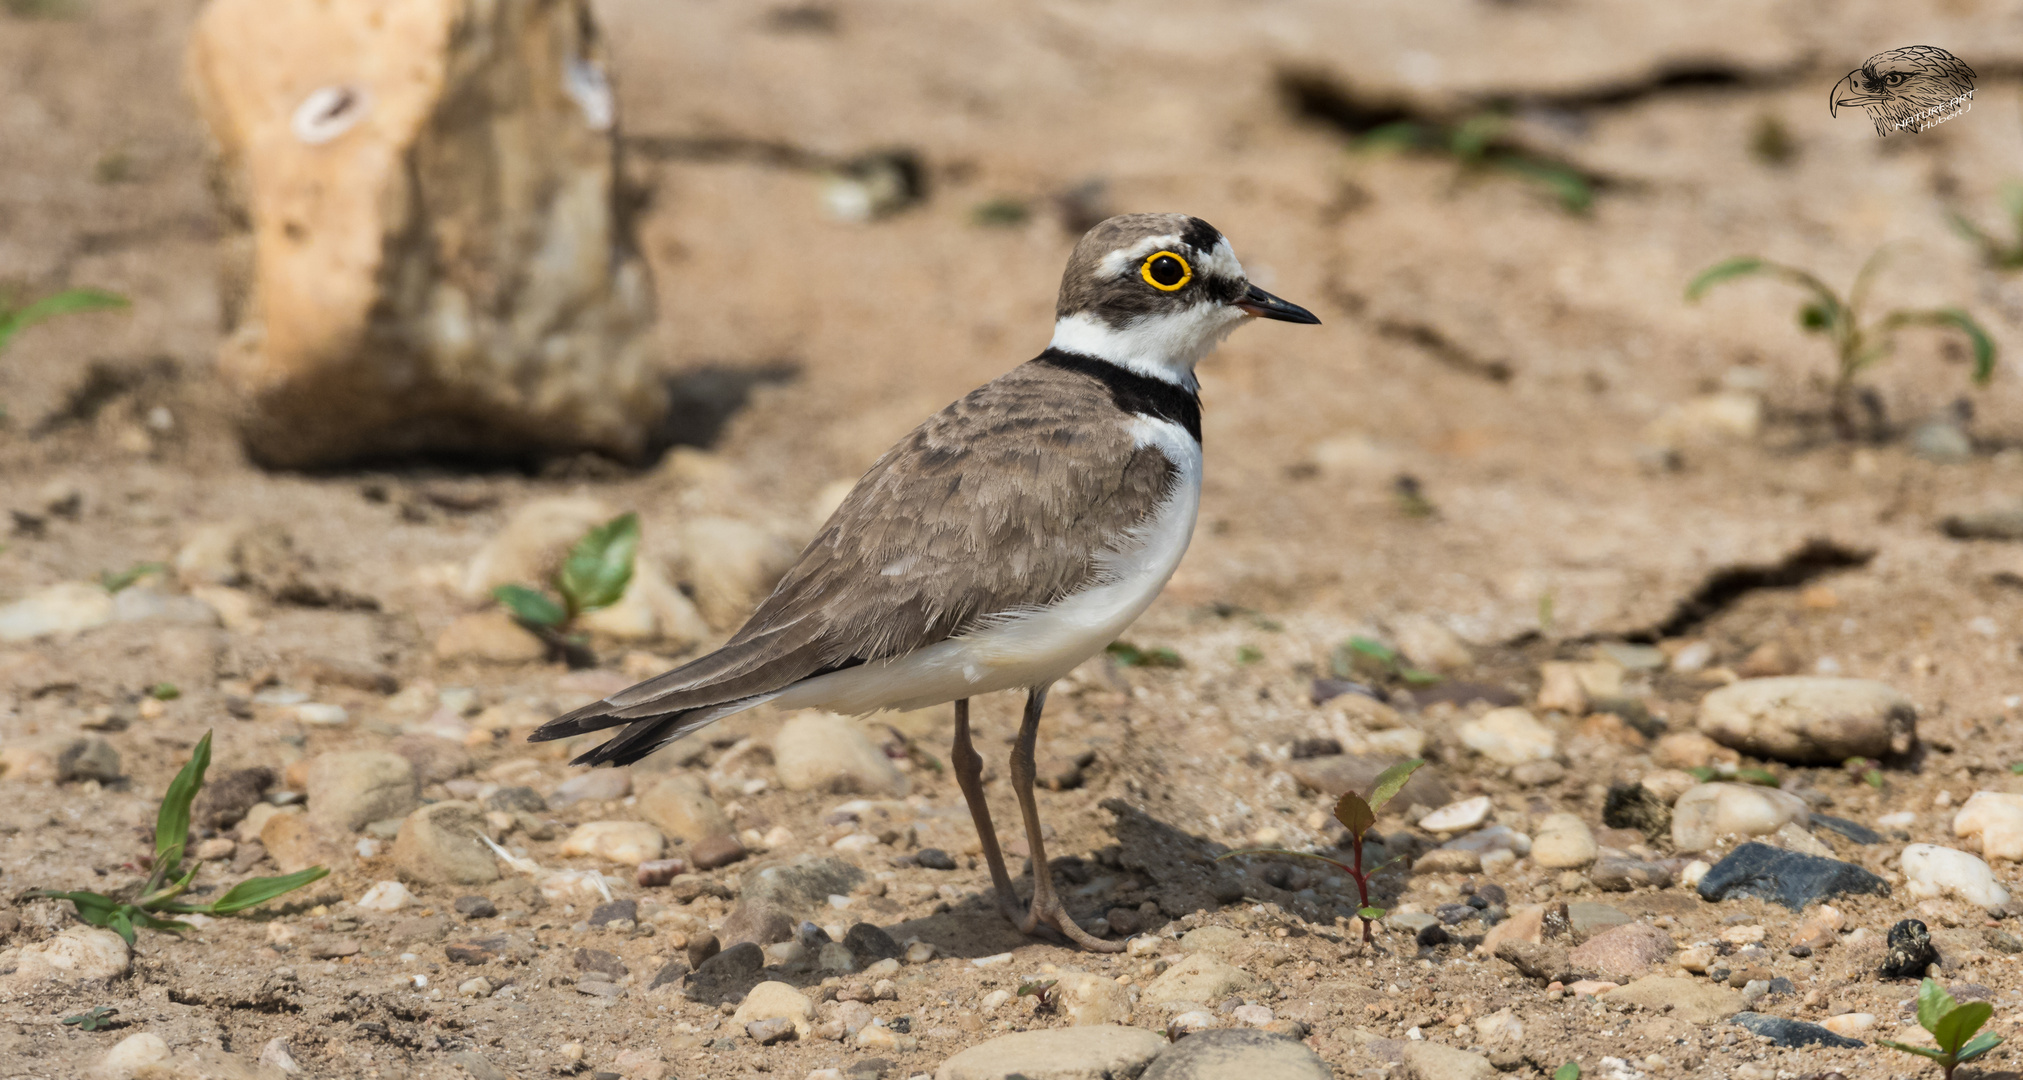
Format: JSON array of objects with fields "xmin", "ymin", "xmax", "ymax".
[
  {"xmin": 1455, "ymin": 707, "xmax": 1556, "ymax": 766},
  {"xmin": 435, "ymin": 611, "xmax": 547, "ymax": 664},
  {"xmin": 3, "ymin": 927, "xmax": 131, "ymax": 984},
  {"xmin": 1403, "ymin": 1041, "xmax": 1499, "ymax": 1080},
  {"xmin": 1643, "ymin": 391, "xmax": 1762, "ymax": 448},
  {"xmin": 1568, "ymin": 922, "xmax": 1672, "ymax": 979},
  {"xmin": 1669, "ymin": 782, "xmax": 1809, "ymax": 851},
  {"xmin": 1477, "ymin": 904, "xmax": 1548, "ymax": 954},
  {"xmin": 97, "ymin": 1032, "xmax": 171, "ymax": 1080},
  {"xmin": 260, "ymin": 811, "xmax": 350, "ymax": 874},
  {"xmin": 1766, "ymin": 821, "xmax": 1834, "ymax": 859},
  {"xmin": 935, "ymin": 1026, "xmax": 1166, "ymax": 1080},
  {"xmin": 1537, "ymin": 660, "xmax": 1623, "ymax": 714},
  {"xmin": 1390, "ymin": 614, "xmax": 1473, "ymax": 672},
  {"xmin": 186, "ymin": 0, "xmax": 661, "ymax": 467},
  {"xmin": 1822, "ymin": 1012, "xmax": 1874, "ymax": 1036},
  {"xmin": 1602, "ymin": 975, "xmax": 1744, "ymax": 1024},
  {"xmin": 1140, "ymin": 952, "xmax": 1254, "ymax": 1005},
  {"xmin": 460, "ymin": 497, "xmax": 613, "ymax": 600},
  {"xmin": 1955, "ymin": 791, "xmax": 2023, "ymax": 862},
  {"xmin": 560, "ymin": 821, "xmax": 665, "ymax": 865},
  {"xmin": 392, "ymin": 802, "xmax": 500, "ymax": 886},
  {"xmin": 306, "ymin": 751, "xmax": 418, "ymax": 831},
  {"xmin": 1652, "ymin": 731, "xmax": 1738, "ymax": 770},
  {"xmin": 1531, "ymin": 814, "xmax": 1598, "ymax": 869},
  {"xmin": 577, "ymin": 556, "xmax": 711, "ymax": 646},
  {"xmin": 731, "ymin": 981, "xmax": 815, "ymax": 1038},
  {"xmin": 0, "ymin": 582, "xmax": 114, "ymax": 642},
  {"xmin": 0, "ymin": 744, "xmax": 58, "ymax": 783},
  {"xmin": 1639, "ymin": 769, "xmax": 1700, "ymax": 805},
  {"xmin": 773, "ymin": 713, "xmax": 907, "ymax": 796},
  {"xmin": 637, "ymin": 773, "xmax": 734, "ymax": 845},
  {"xmin": 676, "ymin": 517, "xmax": 798, "ymax": 626},
  {"xmin": 1697, "ymin": 676, "xmax": 1916, "ymax": 764},
  {"xmin": 1052, "ymin": 971, "xmax": 1133, "ymax": 1026}
]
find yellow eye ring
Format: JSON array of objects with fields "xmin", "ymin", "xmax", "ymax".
[{"xmin": 1141, "ymin": 251, "xmax": 1192, "ymax": 291}]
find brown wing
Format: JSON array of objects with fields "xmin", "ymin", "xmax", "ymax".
[{"xmin": 534, "ymin": 358, "xmax": 1179, "ymax": 747}]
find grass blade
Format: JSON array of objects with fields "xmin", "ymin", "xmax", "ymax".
[
  {"xmin": 0, "ymin": 287, "xmax": 127, "ymax": 353},
  {"xmin": 154, "ymin": 732, "xmax": 211, "ymax": 881},
  {"xmin": 1685, "ymin": 257, "xmax": 1766, "ymax": 301},
  {"xmin": 199, "ymin": 866, "xmax": 330, "ymax": 914},
  {"xmin": 557, "ymin": 512, "xmax": 640, "ymax": 615}
]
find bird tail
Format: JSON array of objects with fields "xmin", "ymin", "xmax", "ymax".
[{"xmin": 553, "ymin": 694, "xmax": 782, "ymax": 767}]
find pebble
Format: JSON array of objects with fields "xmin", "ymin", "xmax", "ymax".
[
  {"xmin": 1767, "ymin": 821, "xmax": 1834, "ymax": 859},
  {"xmin": 1567, "ymin": 922, "xmax": 1673, "ymax": 979},
  {"xmin": 559, "ymin": 821, "xmax": 665, "ymax": 865},
  {"xmin": 1904, "ymin": 843, "xmax": 2009, "ymax": 907},
  {"xmin": 1697, "ymin": 677, "xmax": 1916, "ymax": 763},
  {"xmin": 916, "ymin": 848, "xmax": 958, "ymax": 871},
  {"xmin": 1167, "ymin": 1010, "xmax": 1218, "ymax": 1037},
  {"xmin": 0, "ymin": 582, "xmax": 113, "ymax": 642},
  {"xmin": 691, "ymin": 833, "xmax": 749, "ymax": 870},
  {"xmin": 1882, "ymin": 919, "xmax": 1940, "ymax": 979},
  {"xmin": 306, "ymin": 751, "xmax": 419, "ymax": 832},
  {"xmin": 1602, "ymin": 976, "xmax": 1744, "ymax": 1024},
  {"xmin": 1638, "ymin": 769, "xmax": 1700, "ymax": 805},
  {"xmin": 1414, "ymin": 824, "xmax": 1529, "ymax": 874},
  {"xmin": 433, "ymin": 610, "xmax": 547, "ymax": 663},
  {"xmin": 636, "ymin": 858, "xmax": 688, "ymax": 887},
  {"xmin": 1821, "ymin": 1012, "xmax": 1874, "ymax": 1036},
  {"xmin": 1652, "ymin": 732, "xmax": 1738, "ymax": 770},
  {"xmin": 637, "ymin": 773, "xmax": 734, "ymax": 845},
  {"xmin": 1953, "ymin": 791, "xmax": 2023, "ymax": 862},
  {"xmin": 1731, "ymin": 1011, "xmax": 1864, "ymax": 1049},
  {"xmin": 259, "ymin": 811, "xmax": 349, "ymax": 874},
  {"xmin": 355, "ymin": 881, "xmax": 414, "ymax": 911},
  {"xmin": 548, "ymin": 768, "xmax": 631, "ymax": 807},
  {"xmin": 1695, "ymin": 842, "xmax": 1888, "ymax": 910},
  {"xmin": 97, "ymin": 1032, "xmax": 170, "ymax": 1079},
  {"xmin": 934, "ymin": 1025, "xmax": 1168, "ymax": 1080},
  {"xmin": 1669, "ymin": 783, "xmax": 1809, "ymax": 851},
  {"xmin": 1139, "ymin": 1027, "xmax": 1332, "ymax": 1080},
  {"xmin": 746, "ymin": 1016, "xmax": 800, "ymax": 1045},
  {"xmin": 2, "ymin": 926, "xmax": 131, "ymax": 984},
  {"xmin": 1588, "ymin": 856, "xmax": 1673, "ymax": 892},
  {"xmin": 1418, "ymin": 796, "xmax": 1491, "ymax": 833},
  {"xmin": 55, "ymin": 737, "xmax": 122, "ymax": 783},
  {"xmin": 1140, "ymin": 953, "xmax": 1255, "ymax": 1005},
  {"xmin": 684, "ymin": 942, "xmax": 766, "ymax": 1006},
  {"xmin": 1400, "ymin": 1041, "xmax": 1500, "ymax": 1080},
  {"xmin": 1050, "ymin": 971, "xmax": 1134, "ymax": 1026},
  {"xmin": 773, "ymin": 712, "xmax": 909, "ymax": 796},
  {"xmin": 588, "ymin": 899, "xmax": 637, "ymax": 928},
  {"xmin": 1810, "ymin": 813, "xmax": 1882, "ymax": 845},
  {"xmin": 391, "ymin": 802, "xmax": 500, "ymax": 886},
  {"xmin": 1455, "ymin": 707, "xmax": 1557, "ymax": 766},
  {"xmin": 1530, "ymin": 814, "xmax": 1598, "ymax": 869}
]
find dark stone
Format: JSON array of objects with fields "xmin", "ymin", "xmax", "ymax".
[
  {"xmin": 483, "ymin": 786, "xmax": 547, "ymax": 814},
  {"xmin": 1435, "ymin": 903, "xmax": 1477, "ymax": 925},
  {"xmin": 1766, "ymin": 976, "xmax": 1796, "ymax": 995},
  {"xmin": 1466, "ymin": 893, "xmax": 1488, "ymax": 910},
  {"xmin": 798, "ymin": 921, "xmax": 832, "ymax": 947},
  {"xmin": 669, "ymin": 874, "xmax": 734, "ymax": 903},
  {"xmin": 1809, "ymin": 814, "xmax": 1882, "ymax": 845},
  {"xmin": 888, "ymin": 1016, "xmax": 910, "ymax": 1034},
  {"xmin": 445, "ymin": 936, "xmax": 507, "ymax": 965},
  {"xmin": 1139, "ymin": 1027, "xmax": 1332, "ymax": 1080},
  {"xmin": 1416, "ymin": 924, "xmax": 1450, "ymax": 947},
  {"xmin": 647, "ymin": 958, "xmax": 689, "ymax": 990},
  {"xmin": 1601, "ymin": 783, "xmax": 1671, "ymax": 842},
  {"xmin": 683, "ymin": 941, "xmax": 765, "ymax": 1005},
  {"xmin": 1474, "ymin": 883, "xmax": 1507, "ymax": 907},
  {"xmin": 844, "ymin": 922, "xmax": 903, "ymax": 964},
  {"xmin": 1882, "ymin": 919, "xmax": 1939, "ymax": 980},
  {"xmin": 1731, "ymin": 1012, "xmax": 1863, "ymax": 1049},
  {"xmin": 1986, "ymin": 928, "xmax": 2023, "ymax": 954},
  {"xmin": 1949, "ymin": 981, "xmax": 1993, "ymax": 1002},
  {"xmin": 847, "ymin": 1060, "xmax": 893, "ymax": 1080},
  {"xmin": 453, "ymin": 895, "xmax": 497, "ymax": 919},
  {"xmin": 1309, "ymin": 678, "xmax": 1381, "ymax": 706},
  {"xmin": 1289, "ymin": 738, "xmax": 1343, "ymax": 760},
  {"xmin": 1590, "ymin": 857, "xmax": 1675, "ymax": 892},
  {"xmin": 573, "ymin": 948, "xmax": 628, "ymax": 980},
  {"xmin": 691, "ymin": 833, "xmax": 749, "ymax": 870},
  {"xmin": 1696, "ymin": 842, "xmax": 1890, "ymax": 910},
  {"xmin": 686, "ymin": 932, "xmax": 720, "ymax": 969},
  {"xmin": 195, "ymin": 767, "xmax": 276, "ymax": 830},
  {"xmin": 1788, "ymin": 945, "xmax": 1812, "ymax": 958},
  {"xmin": 914, "ymin": 848, "xmax": 957, "ymax": 871},
  {"xmin": 588, "ymin": 900, "xmax": 638, "ymax": 927},
  {"xmin": 1107, "ymin": 906, "xmax": 1147, "ymax": 936}
]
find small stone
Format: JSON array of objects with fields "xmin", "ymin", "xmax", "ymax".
[
  {"xmin": 1401, "ymin": 1041, "xmax": 1500, "ymax": 1080},
  {"xmin": 637, "ymin": 773, "xmax": 733, "ymax": 845},
  {"xmin": 1670, "ymin": 783, "xmax": 1810, "ymax": 851},
  {"xmin": 668, "ymin": 874, "xmax": 733, "ymax": 903},
  {"xmin": 1494, "ymin": 941, "xmax": 1569, "ymax": 982},
  {"xmin": 1602, "ymin": 975, "xmax": 1744, "ymax": 1024},
  {"xmin": 574, "ymin": 947, "xmax": 629, "ymax": 980},
  {"xmin": 434, "ymin": 610, "xmax": 547, "ymax": 663},
  {"xmin": 1882, "ymin": 919, "xmax": 1940, "ymax": 979},
  {"xmin": 773, "ymin": 713, "xmax": 908, "ymax": 796},
  {"xmin": 453, "ymin": 895, "xmax": 497, "ymax": 919},
  {"xmin": 55, "ymin": 738, "xmax": 122, "ymax": 783},
  {"xmin": 259, "ymin": 811, "xmax": 350, "ymax": 874},
  {"xmin": 1166, "ymin": 1010, "xmax": 1219, "ymax": 1038},
  {"xmin": 686, "ymin": 932, "xmax": 720, "ymax": 968},
  {"xmin": 1697, "ymin": 677, "xmax": 1916, "ymax": 764},
  {"xmin": 915, "ymin": 848, "xmax": 957, "ymax": 871},
  {"xmin": 1639, "ymin": 769, "xmax": 1701, "ymax": 805},
  {"xmin": 306, "ymin": 751, "xmax": 419, "ymax": 832},
  {"xmin": 905, "ymin": 941, "xmax": 935, "ymax": 964},
  {"xmin": 1904, "ymin": 843, "xmax": 2009, "ymax": 907},
  {"xmin": 392, "ymin": 801, "xmax": 499, "ymax": 886},
  {"xmin": 1141, "ymin": 953, "xmax": 1255, "ymax": 1005},
  {"xmin": 1810, "ymin": 814, "xmax": 1882, "ymax": 845},
  {"xmin": 1531, "ymin": 814, "xmax": 1598, "ymax": 869},
  {"xmin": 1652, "ymin": 732, "xmax": 1739, "ymax": 771},
  {"xmin": 195, "ymin": 767, "xmax": 276, "ymax": 830},
  {"xmin": 732, "ymin": 980, "xmax": 815, "ymax": 1038},
  {"xmin": 747, "ymin": 1016, "xmax": 798, "ymax": 1045},
  {"xmin": 1051, "ymin": 971, "xmax": 1134, "ymax": 1027},
  {"xmin": 843, "ymin": 923, "xmax": 902, "ymax": 965},
  {"xmin": 484, "ymin": 786, "xmax": 548, "ymax": 814},
  {"xmin": 1589, "ymin": 857, "xmax": 1673, "ymax": 892},
  {"xmin": 258, "ymin": 1038, "xmax": 302, "ymax": 1075},
  {"xmin": 575, "ymin": 976, "xmax": 624, "ymax": 997},
  {"xmin": 589, "ymin": 899, "xmax": 638, "ymax": 927},
  {"xmin": 935, "ymin": 1026, "xmax": 1168, "ymax": 1080},
  {"xmin": 549, "ymin": 768, "xmax": 632, "ymax": 808},
  {"xmin": 355, "ymin": 880, "xmax": 414, "ymax": 911},
  {"xmin": 1731, "ymin": 1011, "xmax": 1864, "ymax": 1049},
  {"xmin": 1139, "ymin": 1027, "xmax": 1331, "ymax": 1080},
  {"xmin": 1455, "ymin": 707, "xmax": 1557, "ymax": 766},
  {"xmin": 194, "ymin": 837, "xmax": 237, "ymax": 862},
  {"xmin": 1821, "ymin": 1012, "xmax": 1874, "ymax": 1037},
  {"xmin": 1510, "ymin": 760, "xmax": 1566, "ymax": 787},
  {"xmin": 1567, "ymin": 922, "xmax": 1672, "ymax": 980},
  {"xmin": 459, "ymin": 976, "xmax": 494, "ymax": 998},
  {"xmin": 691, "ymin": 833, "xmax": 749, "ymax": 870},
  {"xmin": 1419, "ymin": 796, "xmax": 1492, "ymax": 833},
  {"xmin": 1953, "ymin": 791, "xmax": 2023, "ymax": 862},
  {"xmin": 1696, "ymin": 842, "xmax": 1889, "ymax": 910},
  {"xmin": 98, "ymin": 1032, "xmax": 170, "ymax": 1078},
  {"xmin": 444, "ymin": 937, "xmax": 507, "ymax": 965},
  {"xmin": 636, "ymin": 859, "xmax": 687, "ymax": 887},
  {"xmin": 560, "ymin": 820, "xmax": 665, "ymax": 865}
]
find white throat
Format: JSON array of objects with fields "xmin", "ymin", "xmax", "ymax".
[{"xmin": 1047, "ymin": 305, "xmax": 1248, "ymax": 390}]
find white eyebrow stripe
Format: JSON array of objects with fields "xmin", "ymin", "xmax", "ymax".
[{"xmin": 1097, "ymin": 234, "xmax": 1185, "ymax": 279}]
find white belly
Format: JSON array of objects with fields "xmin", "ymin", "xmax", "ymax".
[{"xmin": 773, "ymin": 415, "xmax": 1202, "ymax": 715}]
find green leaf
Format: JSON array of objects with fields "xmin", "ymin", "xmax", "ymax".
[
  {"xmin": 556, "ymin": 512, "xmax": 640, "ymax": 616},
  {"xmin": 97, "ymin": 561, "xmax": 168, "ymax": 594},
  {"xmin": 1353, "ymin": 121, "xmax": 1428, "ymax": 152},
  {"xmin": 1236, "ymin": 645, "xmax": 1263, "ymax": 665},
  {"xmin": 198, "ymin": 866, "xmax": 330, "ymax": 914},
  {"xmin": 30, "ymin": 889, "xmax": 124, "ymax": 924},
  {"xmin": 0, "ymin": 287, "xmax": 127, "ymax": 354},
  {"xmin": 1799, "ymin": 302, "xmax": 1832, "ymax": 330},
  {"xmin": 1686, "ymin": 257, "xmax": 1767, "ymax": 301},
  {"xmin": 492, "ymin": 584, "xmax": 567, "ymax": 628},
  {"xmin": 2010, "ymin": 761, "xmax": 2023, "ymax": 775},
  {"xmin": 1356, "ymin": 906, "xmax": 1386, "ymax": 920},
  {"xmin": 1447, "ymin": 114, "xmax": 1507, "ymax": 161},
  {"xmin": 61, "ymin": 1006, "xmax": 118, "ymax": 1031},
  {"xmin": 1553, "ymin": 1063, "xmax": 1581, "ymax": 1080},
  {"xmin": 1685, "ymin": 766, "xmax": 1716, "ymax": 782},
  {"xmin": 150, "ymin": 682, "xmax": 180, "ymax": 701},
  {"xmin": 1016, "ymin": 980, "xmax": 1056, "ymax": 998},
  {"xmin": 1733, "ymin": 767, "xmax": 1779, "ymax": 787},
  {"xmin": 1876, "ymin": 1039, "xmax": 1950, "ymax": 1062},
  {"xmin": 1366, "ymin": 759, "xmax": 1427, "ymax": 814},
  {"xmin": 1106, "ymin": 641, "xmax": 1183, "ymax": 668},
  {"xmin": 1399, "ymin": 667, "xmax": 1441, "ymax": 686},
  {"xmin": 1916, "ymin": 978, "xmax": 1957, "ymax": 1036},
  {"xmin": 105, "ymin": 909, "xmax": 135, "ymax": 947},
  {"xmin": 1334, "ymin": 793, "xmax": 1377, "ymax": 839},
  {"xmin": 154, "ymin": 732, "xmax": 210, "ymax": 882},
  {"xmin": 1955, "ymin": 1031, "xmax": 2004, "ymax": 1063},
  {"xmin": 1346, "ymin": 636, "xmax": 1398, "ymax": 664},
  {"xmin": 1932, "ymin": 999, "xmax": 1992, "ymax": 1055}
]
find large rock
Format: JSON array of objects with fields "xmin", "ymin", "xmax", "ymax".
[
  {"xmin": 186, "ymin": 0, "xmax": 661, "ymax": 467},
  {"xmin": 1954, "ymin": 792, "xmax": 2023, "ymax": 862},
  {"xmin": 1669, "ymin": 783, "xmax": 1808, "ymax": 851},
  {"xmin": 1140, "ymin": 1028, "xmax": 1331, "ymax": 1080},
  {"xmin": 1454, "ymin": 707, "xmax": 1557, "ymax": 766},
  {"xmin": 1602, "ymin": 976, "xmax": 1743, "ymax": 1024},
  {"xmin": 1696, "ymin": 842, "xmax": 1889, "ymax": 910},
  {"xmin": 1566, "ymin": 922, "xmax": 1671, "ymax": 980},
  {"xmin": 1140, "ymin": 953, "xmax": 1255, "ymax": 1005},
  {"xmin": 935, "ymin": 1026, "xmax": 1168, "ymax": 1080},
  {"xmin": 1904, "ymin": 844, "xmax": 2009, "ymax": 908},
  {"xmin": 1401, "ymin": 1042, "xmax": 1499, "ymax": 1080},
  {"xmin": 1, "ymin": 926, "xmax": 130, "ymax": 985},
  {"xmin": 392, "ymin": 802, "xmax": 500, "ymax": 886},
  {"xmin": 306, "ymin": 751, "xmax": 418, "ymax": 831},
  {"xmin": 773, "ymin": 713, "xmax": 907, "ymax": 796},
  {"xmin": 1696, "ymin": 677, "xmax": 1916, "ymax": 764},
  {"xmin": 637, "ymin": 773, "xmax": 734, "ymax": 846}
]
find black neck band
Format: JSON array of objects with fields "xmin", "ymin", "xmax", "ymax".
[{"xmin": 1033, "ymin": 348, "xmax": 1203, "ymax": 445}]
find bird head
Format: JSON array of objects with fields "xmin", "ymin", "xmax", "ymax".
[
  {"xmin": 1049, "ymin": 213, "xmax": 1317, "ymax": 388},
  {"xmin": 1832, "ymin": 46, "xmax": 1976, "ymax": 133}
]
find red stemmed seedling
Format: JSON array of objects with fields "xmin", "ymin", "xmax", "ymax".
[{"xmin": 1220, "ymin": 758, "xmax": 1425, "ymax": 944}]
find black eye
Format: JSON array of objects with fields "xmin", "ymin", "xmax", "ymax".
[
  {"xmin": 1141, "ymin": 251, "xmax": 1191, "ymax": 291},
  {"xmin": 1885, "ymin": 72, "xmax": 1907, "ymax": 85}
]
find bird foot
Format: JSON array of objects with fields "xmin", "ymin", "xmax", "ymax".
[{"xmin": 1018, "ymin": 893, "xmax": 1125, "ymax": 953}]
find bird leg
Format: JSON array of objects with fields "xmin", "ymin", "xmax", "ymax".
[
  {"xmin": 949, "ymin": 698, "xmax": 1025, "ymax": 926},
  {"xmin": 1009, "ymin": 685, "xmax": 1125, "ymax": 952}
]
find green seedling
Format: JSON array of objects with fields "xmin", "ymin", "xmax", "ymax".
[
  {"xmin": 1354, "ymin": 112, "xmax": 1596, "ymax": 212},
  {"xmin": 1236, "ymin": 645, "xmax": 1264, "ymax": 665},
  {"xmin": 149, "ymin": 683, "xmax": 179, "ymax": 702},
  {"xmin": 62, "ymin": 1006, "xmax": 118, "ymax": 1031},
  {"xmin": 1878, "ymin": 978, "xmax": 2003, "ymax": 1079},
  {"xmin": 1847, "ymin": 756, "xmax": 1885, "ymax": 789},
  {"xmin": 492, "ymin": 513, "xmax": 640, "ymax": 665},
  {"xmin": 1686, "ymin": 764, "xmax": 1777, "ymax": 787},
  {"xmin": 97, "ymin": 561, "xmax": 168, "ymax": 594},
  {"xmin": 1552, "ymin": 1064, "xmax": 1581, "ymax": 1080},
  {"xmin": 1687, "ymin": 251, "xmax": 1996, "ymax": 439},
  {"xmin": 1106, "ymin": 641, "xmax": 1183, "ymax": 669},
  {"xmin": 1015, "ymin": 979, "xmax": 1059, "ymax": 1013},
  {"xmin": 1219, "ymin": 758, "xmax": 1426, "ymax": 944},
  {"xmin": 1332, "ymin": 636, "xmax": 1438, "ymax": 687},
  {"xmin": 0, "ymin": 287, "xmax": 126, "ymax": 357},
  {"xmin": 1950, "ymin": 181, "xmax": 2023, "ymax": 270},
  {"xmin": 28, "ymin": 732, "xmax": 327, "ymax": 945}
]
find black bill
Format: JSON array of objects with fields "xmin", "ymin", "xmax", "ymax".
[{"xmin": 1235, "ymin": 283, "xmax": 1321, "ymax": 324}]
